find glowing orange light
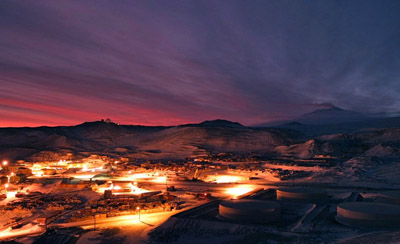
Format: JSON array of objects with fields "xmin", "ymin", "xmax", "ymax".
[
  {"xmin": 215, "ymin": 175, "xmax": 240, "ymax": 183},
  {"xmin": 153, "ymin": 176, "xmax": 167, "ymax": 183},
  {"xmin": 205, "ymin": 174, "xmax": 246, "ymax": 183},
  {"xmin": 225, "ymin": 185, "xmax": 254, "ymax": 199},
  {"xmin": 73, "ymin": 174, "xmax": 95, "ymax": 179},
  {"xmin": 2, "ymin": 161, "xmax": 8, "ymax": 166}
]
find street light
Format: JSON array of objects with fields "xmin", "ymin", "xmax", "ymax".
[
  {"xmin": 2, "ymin": 161, "xmax": 8, "ymax": 166},
  {"xmin": 137, "ymin": 206, "xmax": 141, "ymax": 221},
  {"xmin": 93, "ymin": 214, "xmax": 96, "ymax": 230}
]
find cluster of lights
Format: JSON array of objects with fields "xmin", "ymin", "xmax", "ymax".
[
  {"xmin": 202, "ymin": 174, "xmax": 247, "ymax": 183},
  {"xmin": 30, "ymin": 163, "xmax": 46, "ymax": 177},
  {"xmin": 73, "ymin": 174, "xmax": 96, "ymax": 179},
  {"xmin": 94, "ymin": 181, "xmax": 148, "ymax": 195},
  {"xmin": 57, "ymin": 160, "xmax": 68, "ymax": 165},
  {"xmin": 81, "ymin": 163, "xmax": 103, "ymax": 172},
  {"xmin": 29, "ymin": 159, "xmax": 109, "ymax": 178},
  {"xmin": 1, "ymin": 161, "xmax": 18, "ymax": 188},
  {"xmin": 118, "ymin": 172, "xmax": 167, "ymax": 183},
  {"xmin": 212, "ymin": 175, "xmax": 245, "ymax": 183}
]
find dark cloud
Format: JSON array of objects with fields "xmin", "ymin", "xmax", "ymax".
[{"xmin": 0, "ymin": 0, "xmax": 400, "ymax": 126}]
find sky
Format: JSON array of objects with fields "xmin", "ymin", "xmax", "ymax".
[{"xmin": 1, "ymin": 0, "xmax": 400, "ymax": 127}]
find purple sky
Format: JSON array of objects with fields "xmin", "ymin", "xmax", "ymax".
[{"xmin": 1, "ymin": 0, "xmax": 400, "ymax": 127}]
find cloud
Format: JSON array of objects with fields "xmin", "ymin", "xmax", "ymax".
[{"xmin": 0, "ymin": 0, "xmax": 400, "ymax": 126}]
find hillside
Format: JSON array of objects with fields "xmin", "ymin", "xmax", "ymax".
[
  {"xmin": 254, "ymin": 105, "xmax": 368, "ymax": 128},
  {"xmin": 0, "ymin": 120, "xmax": 296, "ymax": 161},
  {"xmin": 2, "ymin": 118, "xmax": 400, "ymax": 161},
  {"xmin": 295, "ymin": 105, "xmax": 366, "ymax": 125}
]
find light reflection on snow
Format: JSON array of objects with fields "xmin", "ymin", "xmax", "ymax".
[{"xmin": 225, "ymin": 185, "xmax": 255, "ymax": 199}]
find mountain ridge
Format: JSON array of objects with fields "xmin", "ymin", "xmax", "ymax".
[
  {"xmin": 296, "ymin": 106, "xmax": 366, "ymax": 125},
  {"xmin": 253, "ymin": 105, "xmax": 368, "ymax": 127},
  {"xmin": 2, "ymin": 117, "xmax": 400, "ymax": 162},
  {"xmin": 0, "ymin": 119, "xmax": 295, "ymax": 161}
]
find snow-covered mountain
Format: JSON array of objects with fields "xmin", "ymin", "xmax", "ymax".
[
  {"xmin": 254, "ymin": 105, "xmax": 367, "ymax": 127},
  {"xmin": 0, "ymin": 120, "xmax": 295, "ymax": 161},
  {"xmin": 295, "ymin": 105, "xmax": 366, "ymax": 125},
  {"xmin": 2, "ymin": 117, "xmax": 400, "ymax": 161}
]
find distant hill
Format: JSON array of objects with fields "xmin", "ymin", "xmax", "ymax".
[
  {"xmin": 3, "ymin": 117, "xmax": 400, "ymax": 161},
  {"xmin": 0, "ymin": 119, "xmax": 295, "ymax": 161},
  {"xmin": 276, "ymin": 116, "xmax": 400, "ymax": 137},
  {"xmin": 295, "ymin": 105, "xmax": 366, "ymax": 125},
  {"xmin": 182, "ymin": 119, "xmax": 244, "ymax": 128},
  {"xmin": 254, "ymin": 105, "xmax": 367, "ymax": 127}
]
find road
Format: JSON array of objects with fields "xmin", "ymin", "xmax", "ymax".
[
  {"xmin": 74, "ymin": 211, "xmax": 183, "ymax": 244},
  {"xmin": 0, "ymin": 224, "xmax": 45, "ymax": 241}
]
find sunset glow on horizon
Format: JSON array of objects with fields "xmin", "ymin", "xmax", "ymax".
[
  {"xmin": 2, "ymin": 1, "xmax": 400, "ymax": 243},
  {"xmin": 1, "ymin": 1, "xmax": 400, "ymax": 128}
]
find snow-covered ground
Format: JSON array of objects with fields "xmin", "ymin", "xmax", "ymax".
[{"xmin": 0, "ymin": 223, "xmax": 44, "ymax": 241}]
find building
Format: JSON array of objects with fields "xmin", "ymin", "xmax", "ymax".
[
  {"xmin": 219, "ymin": 199, "xmax": 281, "ymax": 224},
  {"xmin": 336, "ymin": 202, "xmax": 400, "ymax": 227},
  {"xmin": 277, "ymin": 188, "xmax": 327, "ymax": 203}
]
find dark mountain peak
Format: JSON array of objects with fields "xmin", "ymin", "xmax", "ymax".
[
  {"xmin": 296, "ymin": 106, "xmax": 365, "ymax": 125},
  {"xmin": 77, "ymin": 120, "xmax": 119, "ymax": 128},
  {"xmin": 317, "ymin": 103, "xmax": 343, "ymax": 110},
  {"xmin": 198, "ymin": 119, "xmax": 244, "ymax": 128},
  {"xmin": 323, "ymin": 107, "xmax": 343, "ymax": 112},
  {"xmin": 251, "ymin": 105, "xmax": 347, "ymax": 128},
  {"xmin": 312, "ymin": 106, "xmax": 344, "ymax": 113},
  {"xmin": 181, "ymin": 119, "xmax": 244, "ymax": 128},
  {"xmin": 281, "ymin": 121, "xmax": 304, "ymax": 127}
]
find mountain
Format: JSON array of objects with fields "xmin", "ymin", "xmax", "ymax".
[
  {"xmin": 295, "ymin": 105, "xmax": 366, "ymax": 125},
  {"xmin": 275, "ymin": 116, "xmax": 400, "ymax": 137},
  {"xmin": 3, "ymin": 117, "xmax": 400, "ymax": 162},
  {"xmin": 182, "ymin": 119, "xmax": 244, "ymax": 128},
  {"xmin": 0, "ymin": 119, "xmax": 295, "ymax": 161},
  {"xmin": 253, "ymin": 105, "xmax": 367, "ymax": 128}
]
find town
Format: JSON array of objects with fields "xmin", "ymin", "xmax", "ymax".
[{"xmin": 0, "ymin": 151, "xmax": 399, "ymax": 243}]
